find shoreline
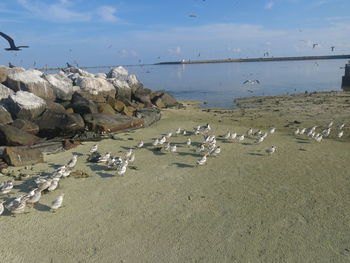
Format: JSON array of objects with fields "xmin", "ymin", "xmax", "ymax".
[{"xmin": 0, "ymin": 91, "xmax": 350, "ymax": 262}]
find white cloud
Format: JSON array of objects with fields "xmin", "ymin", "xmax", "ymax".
[
  {"xmin": 117, "ymin": 49, "xmax": 139, "ymax": 57},
  {"xmin": 264, "ymin": 1, "xmax": 274, "ymax": 9},
  {"xmin": 16, "ymin": 0, "xmax": 119, "ymax": 23},
  {"xmin": 96, "ymin": 6, "xmax": 119, "ymax": 22}
]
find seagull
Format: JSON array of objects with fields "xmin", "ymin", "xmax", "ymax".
[
  {"xmin": 98, "ymin": 152, "xmax": 111, "ymax": 163},
  {"xmin": 47, "ymin": 178, "xmax": 60, "ymax": 192},
  {"xmin": 8, "ymin": 62, "xmax": 15, "ymax": 68},
  {"xmin": 183, "ymin": 130, "xmax": 187, "ymax": 135},
  {"xmin": 331, "ymin": 46, "xmax": 335, "ymax": 51},
  {"xmin": 269, "ymin": 127, "xmax": 276, "ymax": 134},
  {"xmin": 256, "ymin": 137, "xmax": 264, "ymax": 144},
  {"xmin": 223, "ymin": 131, "xmax": 231, "ymax": 140},
  {"xmin": 196, "ymin": 155, "xmax": 207, "ymax": 165},
  {"xmin": 51, "ymin": 193, "xmax": 64, "ymax": 211},
  {"xmin": 67, "ymin": 154, "xmax": 78, "ymax": 169},
  {"xmin": 0, "ymin": 32, "xmax": 29, "ymax": 51},
  {"xmin": 237, "ymin": 135, "xmax": 245, "ymax": 141},
  {"xmin": 327, "ymin": 121, "xmax": 333, "ymax": 127},
  {"xmin": 137, "ymin": 141, "xmax": 144, "ymax": 148},
  {"xmin": 125, "ymin": 149, "xmax": 133, "ymax": 159},
  {"xmin": 175, "ymin": 128, "xmax": 182, "ymax": 134},
  {"xmin": 186, "ymin": 138, "xmax": 192, "ymax": 146},
  {"xmin": 230, "ymin": 132, "xmax": 237, "ymax": 140},
  {"xmin": 266, "ymin": 146, "xmax": 276, "ymax": 155},
  {"xmin": 0, "ymin": 180, "xmax": 13, "ymax": 195},
  {"xmin": 66, "ymin": 62, "xmax": 73, "ymax": 67},
  {"xmin": 339, "ymin": 123, "xmax": 345, "ymax": 130},
  {"xmin": 338, "ymin": 131, "xmax": 344, "ymax": 138},
  {"xmin": 128, "ymin": 153, "xmax": 135, "ymax": 163},
  {"xmin": 246, "ymin": 128, "xmax": 253, "ymax": 136},
  {"xmin": 196, "ymin": 144, "xmax": 205, "ymax": 152},
  {"xmin": 189, "ymin": 14, "xmax": 197, "ymax": 18},
  {"xmin": 170, "ymin": 145, "xmax": 177, "ymax": 152},
  {"xmin": 117, "ymin": 164, "xmax": 127, "ymax": 175},
  {"xmin": 152, "ymin": 138, "xmax": 159, "ymax": 146},
  {"xmin": 312, "ymin": 43, "xmax": 318, "ymax": 49},
  {"xmin": 26, "ymin": 188, "xmax": 42, "ymax": 207},
  {"xmin": 0, "ymin": 201, "xmax": 4, "ymax": 215},
  {"xmin": 243, "ymin": 80, "xmax": 260, "ymax": 84},
  {"xmin": 166, "ymin": 132, "xmax": 172, "ymax": 139},
  {"xmin": 294, "ymin": 128, "xmax": 300, "ymax": 135},
  {"xmin": 89, "ymin": 144, "xmax": 98, "ymax": 153}
]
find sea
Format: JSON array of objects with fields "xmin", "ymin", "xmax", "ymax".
[{"xmin": 119, "ymin": 59, "xmax": 348, "ymax": 109}]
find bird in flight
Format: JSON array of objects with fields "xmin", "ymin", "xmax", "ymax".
[
  {"xmin": 312, "ymin": 43, "xmax": 318, "ymax": 49},
  {"xmin": 330, "ymin": 46, "xmax": 335, "ymax": 51},
  {"xmin": 243, "ymin": 80, "xmax": 260, "ymax": 84},
  {"xmin": 189, "ymin": 14, "xmax": 197, "ymax": 18},
  {"xmin": 0, "ymin": 32, "xmax": 29, "ymax": 51}
]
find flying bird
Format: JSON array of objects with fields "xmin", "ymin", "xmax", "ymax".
[
  {"xmin": 0, "ymin": 32, "xmax": 29, "ymax": 51},
  {"xmin": 243, "ymin": 79, "xmax": 260, "ymax": 84},
  {"xmin": 312, "ymin": 43, "xmax": 318, "ymax": 49},
  {"xmin": 331, "ymin": 46, "xmax": 335, "ymax": 51},
  {"xmin": 189, "ymin": 14, "xmax": 197, "ymax": 18}
]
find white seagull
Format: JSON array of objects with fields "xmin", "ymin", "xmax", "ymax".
[{"xmin": 51, "ymin": 193, "xmax": 65, "ymax": 211}]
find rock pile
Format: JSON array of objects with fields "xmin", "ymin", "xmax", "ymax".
[{"xmin": 0, "ymin": 65, "xmax": 178, "ymax": 166}]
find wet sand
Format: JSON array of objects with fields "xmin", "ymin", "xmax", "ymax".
[{"xmin": 1, "ymin": 91, "xmax": 350, "ymax": 262}]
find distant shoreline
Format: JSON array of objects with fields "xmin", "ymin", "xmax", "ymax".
[
  {"xmin": 155, "ymin": 54, "xmax": 350, "ymax": 65},
  {"xmin": 36, "ymin": 54, "xmax": 350, "ymax": 71}
]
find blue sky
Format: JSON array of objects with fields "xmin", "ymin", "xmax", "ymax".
[{"xmin": 0, "ymin": 0, "xmax": 349, "ymax": 68}]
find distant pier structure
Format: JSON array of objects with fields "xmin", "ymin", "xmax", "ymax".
[{"xmin": 341, "ymin": 61, "xmax": 350, "ymax": 91}]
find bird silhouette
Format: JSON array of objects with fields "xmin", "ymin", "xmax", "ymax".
[
  {"xmin": 8, "ymin": 62, "xmax": 15, "ymax": 68},
  {"xmin": 243, "ymin": 80, "xmax": 260, "ymax": 84},
  {"xmin": 189, "ymin": 14, "xmax": 197, "ymax": 18},
  {"xmin": 312, "ymin": 43, "xmax": 318, "ymax": 49},
  {"xmin": 66, "ymin": 62, "xmax": 73, "ymax": 67},
  {"xmin": 0, "ymin": 32, "xmax": 29, "ymax": 51},
  {"xmin": 331, "ymin": 46, "xmax": 335, "ymax": 51}
]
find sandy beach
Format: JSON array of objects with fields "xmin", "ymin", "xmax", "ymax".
[{"xmin": 1, "ymin": 91, "xmax": 350, "ymax": 262}]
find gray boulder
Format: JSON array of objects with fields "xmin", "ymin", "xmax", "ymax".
[
  {"xmin": 0, "ymin": 83, "xmax": 14, "ymax": 100},
  {"xmin": 127, "ymin": 74, "xmax": 143, "ymax": 91},
  {"xmin": 0, "ymin": 106, "xmax": 13, "ymax": 124},
  {"xmin": 133, "ymin": 87, "xmax": 153, "ymax": 107},
  {"xmin": 107, "ymin": 66, "xmax": 129, "ymax": 80},
  {"xmin": 11, "ymin": 119, "xmax": 39, "ymax": 135},
  {"xmin": 0, "ymin": 124, "xmax": 41, "ymax": 146},
  {"xmin": 36, "ymin": 109, "xmax": 85, "ymax": 138},
  {"xmin": 107, "ymin": 78, "xmax": 131, "ymax": 100},
  {"xmin": 75, "ymin": 76, "xmax": 116, "ymax": 97},
  {"xmin": 136, "ymin": 107, "xmax": 161, "ymax": 127},
  {"xmin": 69, "ymin": 92, "xmax": 98, "ymax": 115},
  {"xmin": 4, "ymin": 91, "xmax": 46, "ymax": 121},
  {"xmin": 42, "ymin": 73, "xmax": 75, "ymax": 101},
  {"xmin": 0, "ymin": 66, "xmax": 8, "ymax": 83},
  {"xmin": 83, "ymin": 113, "xmax": 144, "ymax": 133},
  {"xmin": 5, "ymin": 69, "xmax": 55, "ymax": 101},
  {"xmin": 95, "ymin": 73, "xmax": 107, "ymax": 79}
]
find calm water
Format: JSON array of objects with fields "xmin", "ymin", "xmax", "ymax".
[{"xmin": 122, "ymin": 59, "xmax": 347, "ymax": 109}]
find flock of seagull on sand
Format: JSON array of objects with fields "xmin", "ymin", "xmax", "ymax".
[{"xmin": 0, "ymin": 120, "xmax": 346, "ymax": 217}]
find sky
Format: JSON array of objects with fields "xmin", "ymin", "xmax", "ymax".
[{"xmin": 0, "ymin": 0, "xmax": 349, "ymax": 68}]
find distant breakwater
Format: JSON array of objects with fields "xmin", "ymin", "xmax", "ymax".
[{"xmin": 155, "ymin": 54, "xmax": 350, "ymax": 65}]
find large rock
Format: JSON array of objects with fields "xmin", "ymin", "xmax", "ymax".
[
  {"xmin": 83, "ymin": 113, "xmax": 144, "ymax": 133},
  {"xmin": 107, "ymin": 78, "xmax": 132, "ymax": 100},
  {"xmin": 36, "ymin": 110, "xmax": 85, "ymax": 138},
  {"xmin": 45, "ymin": 100, "xmax": 66, "ymax": 112},
  {"xmin": 0, "ymin": 83, "xmax": 14, "ymax": 100},
  {"xmin": 97, "ymin": 103, "xmax": 116, "ymax": 114},
  {"xmin": 127, "ymin": 74, "xmax": 143, "ymax": 91},
  {"xmin": 0, "ymin": 106, "xmax": 13, "ymax": 124},
  {"xmin": 11, "ymin": 119, "xmax": 39, "ymax": 135},
  {"xmin": 136, "ymin": 108, "xmax": 161, "ymax": 127},
  {"xmin": 42, "ymin": 72, "xmax": 75, "ymax": 101},
  {"xmin": 3, "ymin": 147, "xmax": 44, "ymax": 167},
  {"xmin": 0, "ymin": 66, "xmax": 8, "ymax": 83},
  {"xmin": 75, "ymin": 91, "xmax": 106, "ymax": 103},
  {"xmin": 151, "ymin": 90, "xmax": 178, "ymax": 108},
  {"xmin": 75, "ymin": 76, "xmax": 116, "ymax": 97},
  {"xmin": 69, "ymin": 92, "xmax": 98, "ymax": 115},
  {"xmin": 5, "ymin": 69, "xmax": 55, "ymax": 100},
  {"xmin": 62, "ymin": 67, "xmax": 95, "ymax": 78},
  {"xmin": 133, "ymin": 88, "xmax": 153, "ymax": 107},
  {"xmin": 107, "ymin": 66, "xmax": 129, "ymax": 80},
  {"xmin": 0, "ymin": 124, "xmax": 41, "ymax": 146},
  {"xmin": 4, "ymin": 91, "xmax": 46, "ymax": 121},
  {"xmin": 95, "ymin": 73, "xmax": 107, "ymax": 79}
]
